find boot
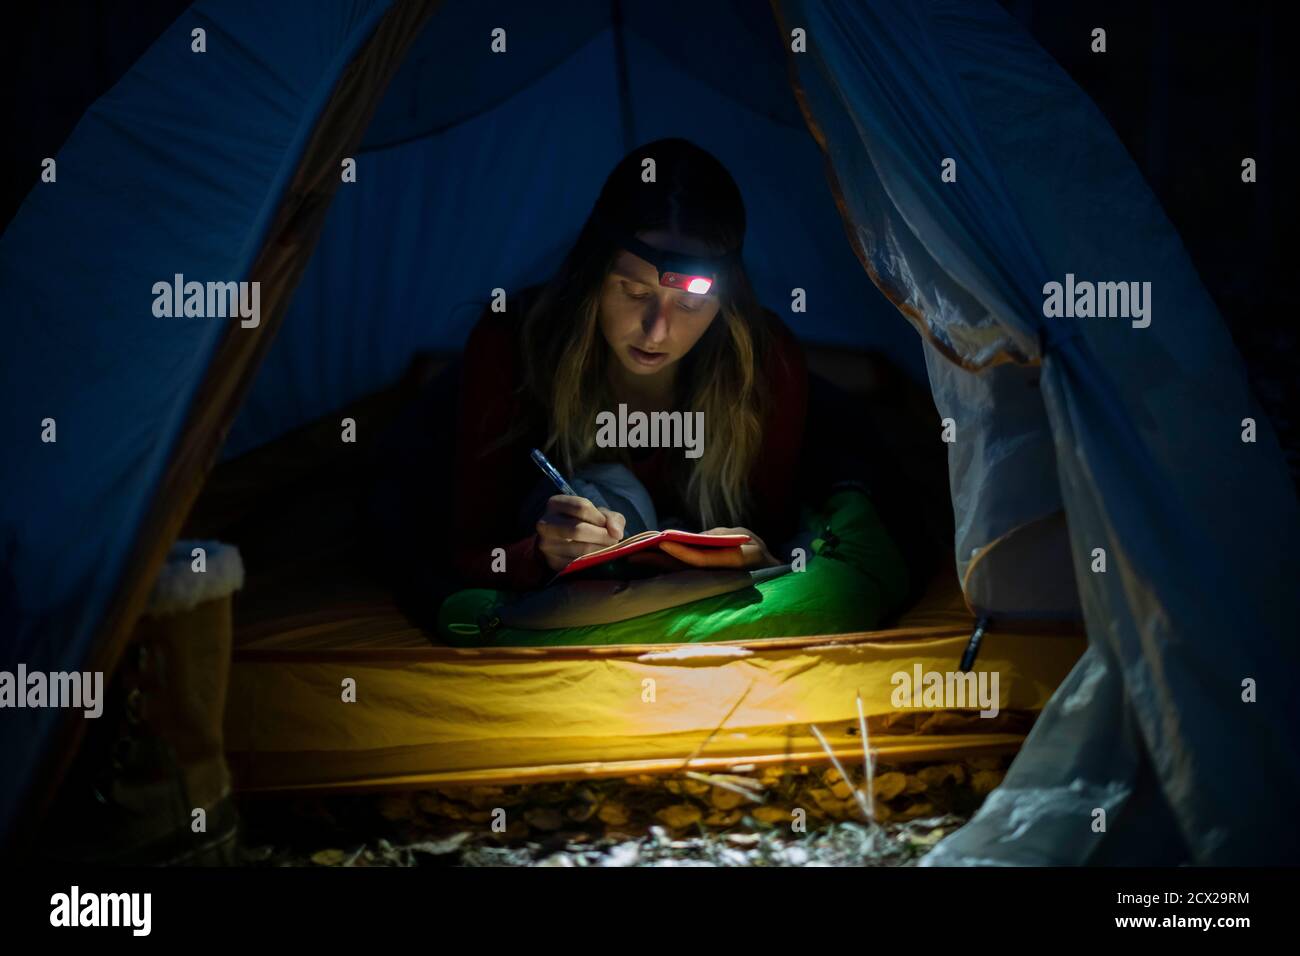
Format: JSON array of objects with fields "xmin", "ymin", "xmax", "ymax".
[{"xmin": 42, "ymin": 542, "xmax": 242, "ymax": 865}]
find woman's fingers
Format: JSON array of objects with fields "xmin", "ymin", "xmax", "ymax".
[
  {"xmin": 660, "ymin": 541, "xmax": 749, "ymax": 568},
  {"xmin": 597, "ymin": 508, "xmax": 626, "ymax": 541},
  {"xmin": 537, "ymin": 513, "xmax": 617, "ymax": 546},
  {"xmin": 535, "ymin": 496, "xmax": 628, "ymax": 571},
  {"xmin": 703, "ymin": 527, "xmax": 753, "ymax": 542},
  {"xmin": 664, "ymin": 527, "xmax": 776, "ymax": 570},
  {"xmin": 539, "ymin": 495, "xmax": 619, "ymax": 546},
  {"xmin": 545, "ymin": 538, "xmax": 613, "ymax": 560},
  {"xmin": 546, "ymin": 495, "xmax": 608, "ymax": 528},
  {"xmin": 657, "ymin": 541, "xmax": 704, "ymax": 565},
  {"xmin": 537, "ymin": 531, "xmax": 617, "ymax": 571}
]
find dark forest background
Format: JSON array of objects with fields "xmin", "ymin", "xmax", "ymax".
[{"xmin": 3, "ymin": 0, "xmax": 1296, "ymax": 482}]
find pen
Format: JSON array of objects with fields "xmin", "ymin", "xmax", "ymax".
[{"xmin": 530, "ymin": 447, "xmax": 579, "ymax": 497}]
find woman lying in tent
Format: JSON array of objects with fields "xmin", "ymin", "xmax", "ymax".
[{"xmin": 374, "ymin": 138, "xmax": 924, "ymax": 645}]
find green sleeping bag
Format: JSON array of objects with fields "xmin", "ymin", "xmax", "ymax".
[{"xmin": 437, "ymin": 489, "xmax": 909, "ymax": 647}]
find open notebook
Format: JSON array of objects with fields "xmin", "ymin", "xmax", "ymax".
[{"xmin": 554, "ymin": 529, "xmax": 750, "ymax": 579}]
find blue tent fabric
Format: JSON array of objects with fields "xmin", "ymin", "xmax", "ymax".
[
  {"xmin": 781, "ymin": 0, "xmax": 1300, "ymax": 863},
  {"xmin": 224, "ymin": 0, "xmax": 920, "ymax": 459},
  {"xmin": 0, "ymin": 0, "xmax": 403, "ymax": 842},
  {"xmin": 4, "ymin": 0, "xmax": 1295, "ymax": 865},
  {"xmin": 2, "ymin": 0, "xmax": 924, "ymax": 844},
  {"xmin": 776, "ymin": 0, "xmax": 1071, "ymax": 619},
  {"xmin": 225, "ymin": 27, "xmax": 629, "ymax": 457},
  {"xmin": 360, "ymin": 1, "xmax": 613, "ymax": 148}
]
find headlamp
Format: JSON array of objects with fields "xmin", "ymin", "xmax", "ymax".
[
  {"xmin": 617, "ymin": 233, "xmax": 727, "ymax": 295},
  {"xmin": 593, "ymin": 214, "xmax": 740, "ymax": 296}
]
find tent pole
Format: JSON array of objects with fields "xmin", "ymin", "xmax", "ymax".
[{"xmin": 958, "ymin": 617, "xmax": 989, "ymax": 672}]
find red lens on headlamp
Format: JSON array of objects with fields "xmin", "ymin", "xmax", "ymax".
[{"xmin": 660, "ymin": 272, "xmax": 713, "ymax": 294}]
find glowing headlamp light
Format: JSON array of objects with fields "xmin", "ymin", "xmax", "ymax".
[{"xmin": 660, "ymin": 272, "xmax": 714, "ymax": 294}]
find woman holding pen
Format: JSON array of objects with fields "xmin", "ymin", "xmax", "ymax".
[{"xmin": 448, "ymin": 139, "xmax": 807, "ymax": 589}]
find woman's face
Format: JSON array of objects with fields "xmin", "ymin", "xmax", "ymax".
[{"xmin": 597, "ymin": 230, "xmax": 722, "ymax": 379}]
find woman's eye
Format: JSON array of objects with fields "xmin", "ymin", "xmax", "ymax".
[
  {"xmin": 677, "ymin": 298, "xmax": 705, "ymax": 312},
  {"xmin": 623, "ymin": 287, "xmax": 651, "ymax": 300}
]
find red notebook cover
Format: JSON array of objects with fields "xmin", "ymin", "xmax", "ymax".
[{"xmin": 555, "ymin": 529, "xmax": 751, "ymax": 579}]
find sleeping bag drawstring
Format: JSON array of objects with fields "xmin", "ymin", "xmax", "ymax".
[
  {"xmin": 819, "ymin": 521, "xmax": 839, "ymax": 553},
  {"xmin": 810, "ymin": 520, "xmax": 838, "ymax": 558}
]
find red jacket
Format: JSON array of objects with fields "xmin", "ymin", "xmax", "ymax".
[{"xmin": 450, "ymin": 294, "xmax": 808, "ymax": 589}]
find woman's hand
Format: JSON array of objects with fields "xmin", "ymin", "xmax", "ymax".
[
  {"xmin": 535, "ymin": 495, "xmax": 627, "ymax": 572},
  {"xmin": 660, "ymin": 527, "xmax": 783, "ymax": 570}
]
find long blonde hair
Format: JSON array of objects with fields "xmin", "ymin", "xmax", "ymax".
[{"xmin": 508, "ymin": 139, "xmax": 772, "ymax": 528}]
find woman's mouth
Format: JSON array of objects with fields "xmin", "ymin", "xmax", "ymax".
[{"xmin": 628, "ymin": 345, "xmax": 669, "ymax": 367}]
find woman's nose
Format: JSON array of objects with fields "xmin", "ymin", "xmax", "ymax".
[{"xmin": 642, "ymin": 300, "xmax": 671, "ymax": 343}]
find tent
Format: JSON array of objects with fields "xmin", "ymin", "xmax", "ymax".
[{"xmin": 1, "ymin": 0, "xmax": 1295, "ymax": 864}]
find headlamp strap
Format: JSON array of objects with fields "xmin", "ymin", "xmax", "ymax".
[{"xmin": 590, "ymin": 212, "xmax": 741, "ymax": 293}]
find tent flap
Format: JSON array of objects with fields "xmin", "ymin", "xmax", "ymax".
[
  {"xmin": 0, "ymin": 0, "xmax": 439, "ymax": 845},
  {"xmin": 784, "ymin": 0, "xmax": 1300, "ymax": 864}
]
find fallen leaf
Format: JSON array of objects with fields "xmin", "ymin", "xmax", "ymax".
[
  {"xmin": 524, "ymin": 808, "xmax": 564, "ymax": 831},
  {"xmin": 565, "ymin": 800, "xmax": 597, "ymax": 822},
  {"xmin": 598, "ymin": 802, "xmax": 629, "ymax": 826},
  {"xmin": 752, "ymin": 806, "xmax": 791, "ymax": 824},
  {"xmin": 703, "ymin": 809, "xmax": 743, "ymax": 827},
  {"xmin": 874, "ymin": 772, "xmax": 906, "ymax": 800},
  {"xmin": 655, "ymin": 804, "xmax": 703, "ymax": 829},
  {"xmin": 710, "ymin": 786, "xmax": 744, "ymax": 810},
  {"xmin": 895, "ymin": 801, "xmax": 936, "ymax": 821},
  {"xmin": 915, "ymin": 763, "xmax": 966, "ymax": 790},
  {"xmin": 905, "ymin": 827, "xmax": 946, "ymax": 848},
  {"xmin": 807, "ymin": 788, "xmax": 841, "ymax": 814}
]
